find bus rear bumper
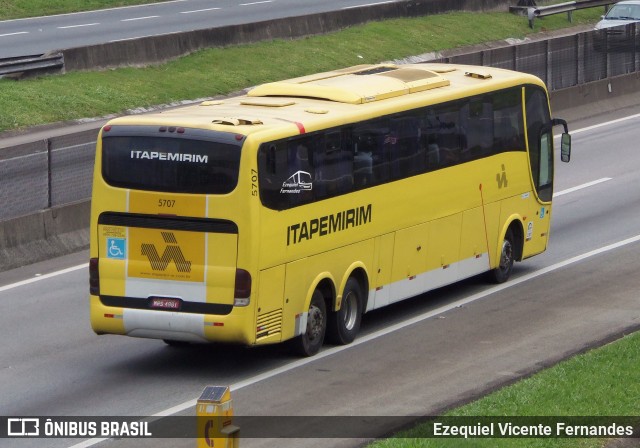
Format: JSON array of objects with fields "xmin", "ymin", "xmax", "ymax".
[{"xmin": 90, "ymin": 295, "xmax": 254, "ymax": 345}]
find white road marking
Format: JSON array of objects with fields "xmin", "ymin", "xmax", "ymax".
[
  {"xmin": 0, "ymin": 31, "xmax": 29, "ymax": 37},
  {"xmin": 239, "ymin": 1, "xmax": 272, "ymax": 5},
  {"xmin": 553, "ymin": 177, "xmax": 612, "ymax": 197},
  {"xmin": 65, "ymin": 232, "xmax": 640, "ymax": 448},
  {"xmin": 342, "ymin": 1, "xmax": 395, "ymax": 9},
  {"xmin": 109, "ymin": 34, "xmax": 160, "ymax": 42},
  {"xmin": 0, "ymin": 264, "xmax": 87, "ymax": 293},
  {"xmin": 121, "ymin": 16, "xmax": 160, "ymax": 22},
  {"xmin": 57, "ymin": 23, "xmax": 100, "ymax": 29},
  {"xmin": 570, "ymin": 112, "xmax": 640, "ymax": 135},
  {"xmin": 180, "ymin": 8, "xmax": 221, "ymax": 14}
]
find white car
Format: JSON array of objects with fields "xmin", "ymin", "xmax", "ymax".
[{"xmin": 594, "ymin": 0, "xmax": 640, "ymax": 30}]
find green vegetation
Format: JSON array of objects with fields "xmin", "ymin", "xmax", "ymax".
[
  {"xmin": 369, "ymin": 331, "xmax": 640, "ymax": 448},
  {"xmin": 0, "ymin": 8, "xmax": 603, "ymax": 134},
  {"xmin": 0, "ymin": 0, "xmax": 171, "ymax": 20}
]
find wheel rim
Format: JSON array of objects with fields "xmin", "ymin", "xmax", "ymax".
[
  {"xmin": 307, "ymin": 304, "xmax": 324, "ymax": 342},
  {"xmin": 499, "ymin": 239, "xmax": 513, "ymax": 272},
  {"xmin": 342, "ymin": 290, "xmax": 358, "ymax": 331}
]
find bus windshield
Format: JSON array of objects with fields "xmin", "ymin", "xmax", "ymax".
[{"xmin": 102, "ymin": 132, "xmax": 242, "ymax": 194}]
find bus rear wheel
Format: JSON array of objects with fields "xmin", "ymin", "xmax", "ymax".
[
  {"xmin": 327, "ymin": 278, "xmax": 363, "ymax": 345},
  {"xmin": 291, "ymin": 289, "xmax": 326, "ymax": 357},
  {"xmin": 490, "ymin": 228, "xmax": 515, "ymax": 284}
]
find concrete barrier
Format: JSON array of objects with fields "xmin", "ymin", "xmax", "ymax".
[
  {"xmin": 550, "ymin": 71, "xmax": 640, "ymax": 121},
  {"xmin": 0, "ymin": 200, "xmax": 90, "ymax": 272}
]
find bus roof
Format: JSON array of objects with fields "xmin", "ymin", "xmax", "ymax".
[{"xmin": 106, "ymin": 63, "xmax": 546, "ymax": 137}]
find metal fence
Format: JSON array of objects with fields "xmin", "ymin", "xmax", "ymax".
[
  {"xmin": 0, "ymin": 130, "xmax": 96, "ymax": 220},
  {"xmin": 433, "ymin": 24, "xmax": 640, "ymax": 90},
  {"xmin": 1, "ymin": 25, "xmax": 639, "ymax": 222}
]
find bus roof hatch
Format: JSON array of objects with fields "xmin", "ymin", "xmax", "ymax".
[
  {"xmin": 211, "ymin": 117, "xmax": 263, "ymax": 126},
  {"xmin": 247, "ymin": 64, "xmax": 450, "ymax": 104}
]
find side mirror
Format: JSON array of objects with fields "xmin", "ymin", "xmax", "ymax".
[
  {"xmin": 560, "ymin": 133, "xmax": 571, "ymax": 163},
  {"xmin": 552, "ymin": 118, "xmax": 571, "ymax": 163}
]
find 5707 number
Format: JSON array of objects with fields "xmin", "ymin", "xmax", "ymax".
[
  {"xmin": 251, "ymin": 169, "xmax": 258, "ymax": 197},
  {"xmin": 158, "ymin": 199, "xmax": 176, "ymax": 208}
]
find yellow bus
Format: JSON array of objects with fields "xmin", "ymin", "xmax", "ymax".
[{"xmin": 89, "ymin": 63, "xmax": 571, "ymax": 356}]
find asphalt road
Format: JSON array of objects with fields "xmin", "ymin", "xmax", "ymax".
[
  {"xmin": 0, "ymin": 0, "xmax": 395, "ymax": 58},
  {"xmin": 1, "ymin": 108, "xmax": 640, "ymax": 448}
]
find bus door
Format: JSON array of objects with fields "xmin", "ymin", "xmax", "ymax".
[{"xmin": 525, "ymin": 87, "xmax": 555, "ymax": 255}]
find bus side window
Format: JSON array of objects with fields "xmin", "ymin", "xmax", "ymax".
[
  {"xmin": 286, "ymin": 137, "xmax": 315, "ymax": 206},
  {"xmin": 258, "ymin": 143, "xmax": 287, "ymax": 208},
  {"xmin": 434, "ymin": 104, "xmax": 464, "ymax": 167},
  {"xmin": 353, "ymin": 136, "xmax": 373, "ymax": 189},
  {"xmin": 265, "ymin": 144, "xmax": 276, "ymax": 174},
  {"xmin": 353, "ymin": 119, "xmax": 390, "ymax": 187},
  {"xmin": 465, "ymin": 97, "xmax": 494, "ymax": 160},
  {"xmin": 389, "ymin": 115, "xmax": 423, "ymax": 178},
  {"xmin": 419, "ymin": 108, "xmax": 440, "ymax": 171},
  {"xmin": 314, "ymin": 130, "xmax": 353, "ymax": 199},
  {"xmin": 493, "ymin": 88, "xmax": 525, "ymax": 154}
]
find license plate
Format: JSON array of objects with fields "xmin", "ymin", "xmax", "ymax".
[{"xmin": 149, "ymin": 297, "xmax": 182, "ymax": 310}]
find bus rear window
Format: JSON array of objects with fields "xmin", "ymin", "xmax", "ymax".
[{"xmin": 102, "ymin": 136, "xmax": 241, "ymax": 194}]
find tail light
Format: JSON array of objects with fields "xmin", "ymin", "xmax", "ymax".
[
  {"xmin": 234, "ymin": 269, "xmax": 251, "ymax": 306},
  {"xmin": 89, "ymin": 258, "xmax": 100, "ymax": 295}
]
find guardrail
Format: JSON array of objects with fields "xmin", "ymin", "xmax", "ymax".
[
  {"xmin": 0, "ymin": 53, "xmax": 64, "ymax": 79},
  {"xmin": 510, "ymin": 0, "xmax": 615, "ymax": 28}
]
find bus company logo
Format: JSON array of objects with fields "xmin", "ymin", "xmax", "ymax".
[
  {"xmin": 140, "ymin": 232, "xmax": 192, "ymax": 273},
  {"xmin": 7, "ymin": 418, "xmax": 40, "ymax": 436},
  {"xmin": 496, "ymin": 164, "xmax": 508, "ymax": 189},
  {"xmin": 129, "ymin": 150, "xmax": 208, "ymax": 164},
  {"xmin": 287, "ymin": 204, "xmax": 372, "ymax": 246},
  {"xmin": 281, "ymin": 170, "xmax": 313, "ymax": 194}
]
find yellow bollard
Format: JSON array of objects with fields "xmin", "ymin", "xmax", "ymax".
[{"xmin": 196, "ymin": 386, "xmax": 240, "ymax": 448}]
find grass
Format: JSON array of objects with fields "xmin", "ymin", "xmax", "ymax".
[
  {"xmin": 0, "ymin": 8, "xmax": 603, "ymax": 134},
  {"xmin": 369, "ymin": 331, "xmax": 640, "ymax": 448}
]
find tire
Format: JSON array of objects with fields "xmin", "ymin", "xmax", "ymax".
[
  {"xmin": 327, "ymin": 278, "xmax": 363, "ymax": 345},
  {"xmin": 291, "ymin": 289, "xmax": 327, "ymax": 357},
  {"xmin": 489, "ymin": 228, "xmax": 515, "ymax": 284}
]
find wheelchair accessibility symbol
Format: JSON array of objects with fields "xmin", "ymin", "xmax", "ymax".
[{"xmin": 107, "ymin": 238, "xmax": 126, "ymax": 260}]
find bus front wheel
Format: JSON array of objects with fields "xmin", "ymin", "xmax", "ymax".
[
  {"xmin": 490, "ymin": 228, "xmax": 515, "ymax": 284},
  {"xmin": 327, "ymin": 277, "xmax": 363, "ymax": 345},
  {"xmin": 292, "ymin": 289, "xmax": 326, "ymax": 357}
]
